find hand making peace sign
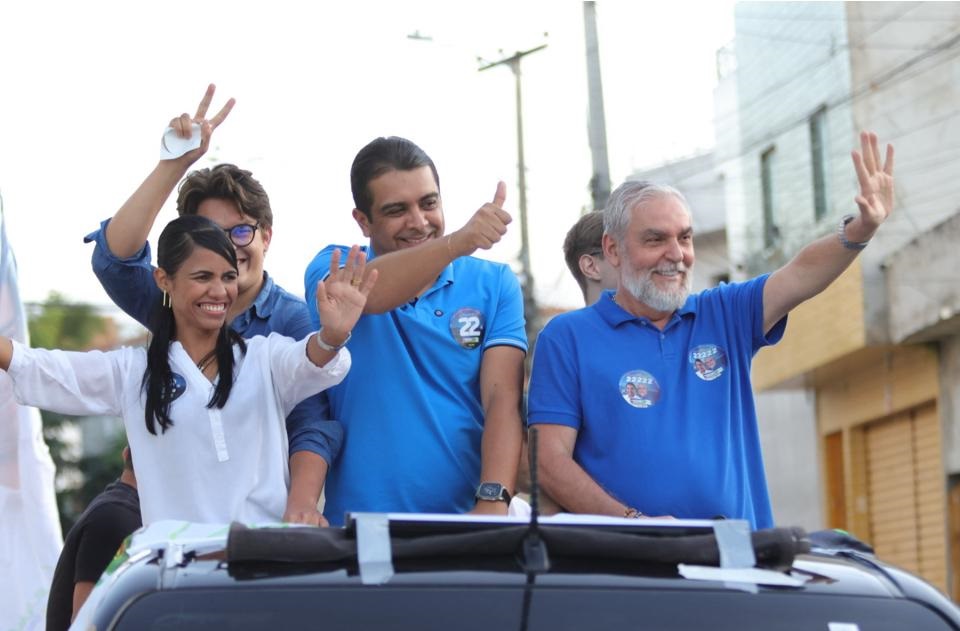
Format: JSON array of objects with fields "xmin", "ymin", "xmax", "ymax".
[{"xmin": 165, "ymin": 83, "xmax": 235, "ymax": 166}]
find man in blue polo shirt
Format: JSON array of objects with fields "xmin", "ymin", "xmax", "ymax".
[
  {"xmin": 86, "ymin": 85, "xmax": 341, "ymax": 526},
  {"xmin": 304, "ymin": 136, "xmax": 526, "ymax": 525},
  {"xmin": 529, "ymin": 132, "xmax": 894, "ymax": 529}
]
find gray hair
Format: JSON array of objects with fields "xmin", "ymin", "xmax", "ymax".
[{"xmin": 603, "ymin": 180, "xmax": 691, "ymax": 244}]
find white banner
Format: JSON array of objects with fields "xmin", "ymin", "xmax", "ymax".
[{"xmin": 0, "ymin": 203, "xmax": 63, "ymax": 631}]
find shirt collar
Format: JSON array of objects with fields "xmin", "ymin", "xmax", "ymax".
[
  {"xmin": 595, "ymin": 289, "xmax": 698, "ymax": 328},
  {"xmin": 430, "ymin": 260, "xmax": 455, "ymax": 291},
  {"xmin": 249, "ymin": 272, "xmax": 275, "ymax": 318}
]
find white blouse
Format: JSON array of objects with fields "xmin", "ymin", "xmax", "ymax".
[{"xmin": 8, "ymin": 334, "xmax": 349, "ymax": 525}]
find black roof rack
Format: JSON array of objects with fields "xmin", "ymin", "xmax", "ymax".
[{"xmin": 226, "ymin": 515, "xmax": 809, "ymax": 572}]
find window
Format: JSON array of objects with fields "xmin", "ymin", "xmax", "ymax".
[
  {"xmin": 809, "ymin": 107, "xmax": 829, "ymax": 221},
  {"xmin": 760, "ymin": 147, "xmax": 776, "ymax": 249}
]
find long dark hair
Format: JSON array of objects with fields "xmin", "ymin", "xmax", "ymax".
[{"xmin": 142, "ymin": 215, "xmax": 247, "ymax": 435}]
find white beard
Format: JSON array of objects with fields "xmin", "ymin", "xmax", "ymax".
[{"xmin": 621, "ymin": 262, "xmax": 692, "ymax": 312}]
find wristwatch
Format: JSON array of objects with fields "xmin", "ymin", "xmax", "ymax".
[
  {"xmin": 838, "ymin": 214, "xmax": 870, "ymax": 251},
  {"xmin": 314, "ymin": 328, "xmax": 351, "ymax": 352},
  {"xmin": 475, "ymin": 482, "xmax": 511, "ymax": 504}
]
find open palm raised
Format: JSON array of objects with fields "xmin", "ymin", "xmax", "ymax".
[
  {"xmin": 314, "ymin": 246, "xmax": 378, "ymax": 340},
  {"xmin": 851, "ymin": 131, "xmax": 895, "ymax": 235}
]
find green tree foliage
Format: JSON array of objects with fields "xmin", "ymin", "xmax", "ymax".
[
  {"xmin": 27, "ymin": 292, "xmax": 121, "ymax": 533},
  {"xmin": 28, "ymin": 291, "xmax": 105, "ymax": 351}
]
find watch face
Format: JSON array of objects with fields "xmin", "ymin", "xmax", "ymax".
[{"xmin": 477, "ymin": 483, "xmax": 504, "ymax": 500}]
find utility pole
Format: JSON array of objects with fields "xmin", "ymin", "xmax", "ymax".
[
  {"xmin": 479, "ymin": 43, "xmax": 546, "ymax": 342},
  {"xmin": 583, "ymin": 1, "xmax": 611, "ymax": 212}
]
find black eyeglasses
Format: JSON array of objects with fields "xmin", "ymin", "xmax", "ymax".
[{"xmin": 223, "ymin": 223, "xmax": 260, "ymax": 247}]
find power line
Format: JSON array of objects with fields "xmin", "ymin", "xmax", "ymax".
[
  {"xmin": 849, "ymin": 2, "xmax": 924, "ymax": 43},
  {"xmin": 735, "ymin": 28, "xmax": 953, "ymax": 51},
  {"xmin": 712, "ymin": 35, "xmax": 960, "ymax": 165},
  {"xmin": 713, "ymin": 3, "xmax": 945, "ymax": 127},
  {"xmin": 726, "ymin": 0, "xmax": 909, "ymax": 79},
  {"xmin": 734, "ymin": 4, "xmax": 951, "ymax": 23}
]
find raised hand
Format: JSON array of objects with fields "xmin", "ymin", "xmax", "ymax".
[
  {"xmin": 315, "ymin": 246, "xmax": 378, "ymax": 344},
  {"xmin": 850, "ymin": 131, "xmax": 895, "ymax": 240},
  {"xmin": 166, "ymin": 83, "xmax": 235, "ymax": 166},
  {"xmin": 447, "ymin": 181, "xmax": 512, "ymax": 258}
]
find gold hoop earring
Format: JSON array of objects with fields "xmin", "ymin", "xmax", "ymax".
[{"xmin": 162, "ymin": 291, "xmax": 171, "ymax": 308}]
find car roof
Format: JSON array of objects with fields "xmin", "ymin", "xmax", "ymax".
[{"xmin": 84, "ymin": 514, "xmax": 960, "ymax": 631}]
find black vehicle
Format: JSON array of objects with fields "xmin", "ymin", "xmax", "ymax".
[{"xmin": 77, "ymin": 511, "xmax": 960, "ymax": 631}]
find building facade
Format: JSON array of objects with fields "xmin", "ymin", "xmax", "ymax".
[{"xmin": 718, "ymin": 1, "xmax": 960, "ymax": 597}]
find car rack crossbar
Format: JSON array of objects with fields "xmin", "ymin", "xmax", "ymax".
[{"xmin": 226, "ymin": 522, "xmax": 809, "ymax": 572}]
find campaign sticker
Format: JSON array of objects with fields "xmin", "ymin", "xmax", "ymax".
[
  {"xmin": 449, "ymin": 307, "xmax": 485, "ymax": 349},
  {"xmin": 689, "ymin": 344, "xmax": 727, "ymax": 382},
  {"xmin": 164, "ymin": 373, "xmax": 187, "ymax": 402},
  {"xmin": 619, "ymin": 370, "xmax": 660, "ymax": 409}
]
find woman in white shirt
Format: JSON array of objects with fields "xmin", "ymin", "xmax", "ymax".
[{"xmin": 1, "ymin": 215, "xmax": 376, "ymax": 525}]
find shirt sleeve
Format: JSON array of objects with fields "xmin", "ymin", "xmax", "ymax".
[
  {"xmin": 482, "ymin": 264, "xmax": 528, "ymax": 352},
  {"xmin": 271, "ymin": 294, "xmax": 344, "ymax": 464},
  {"xmin": 265, "ymin": 334, "xmax": 352, "ymax": 419},
  {"xmin": 751, "ymin": 273, "xmax": 787, "ymax": 349},
  {"xmin": 86, "ymin": 218, "xmax": 160, "ymax": 330},
  {"xmin": 7, "ymin": 341, "xmax": 128, "ymax": 417},
  {"xmin": 303, "ymin": 245, "xmax": 350, "ymax": 330},
  {"xmin": 718, "ymin": 274, "xmax": 786, "ymax": 352},
  {"xmin": 526, "ymin": 319, "xmax": 583, "ymax": 429}
]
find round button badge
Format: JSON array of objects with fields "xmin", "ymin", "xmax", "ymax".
[
  {"xmin": 689, "ymin": 344, "xmax": 727, "ymax": 382},
  {"xmin": 619, "ymin": 370, "xmax": 660, "ymax": 409},
  {"xmin": 449, "ymin": 307, "xmax": 485, "ymax": 349}
]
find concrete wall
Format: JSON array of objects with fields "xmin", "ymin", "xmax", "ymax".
[
  {"xmin": 940, "ymin": 337, "xmax": 960, "ymax": 476},
  {"xmin": 722, "ymin": 0, "xmax": 960, "ymax": 541},
  {"xmin": 717, "ymin": 2, "xmax": 855, "ymax": 276},
  {"xmin": 730, "ymin": 1, "xmax": 856, "ymax": 274},
  {"xmin": 756, "ymin": 386, "xmax": 823, "ymax": 530},
  {"xmin": 847, "ymin": 1, "xmax": 960, "ymax": 343},
  {"xmin": 848, "ymin": 2, "xmax": 960, "ymax": 498},
  {"xmin": 717, "ymin": 1, "xmax": 858, "ymax": 530},
  {"xmin": 629, "ymin": 152, "xmax": 726, "ymax": 233},
  {"xmin": 886, "ymin": 212, "xmax": 960, "ymax": 344},
  {"xmin": 714, "ymin": 42, "xmax": 748, "ymax": 281},
  {"xmin": 688, "ymin": 228, "xmax": 729, "ymax": 292}
]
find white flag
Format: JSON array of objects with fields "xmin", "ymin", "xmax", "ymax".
[{"xmin": 0, "ymin": 203, "xmax": 63, "ymax": 631}]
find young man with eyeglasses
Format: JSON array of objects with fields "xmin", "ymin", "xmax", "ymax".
[{"xmin": 85, "ymin": 85, "xmax": 342, "ymax": 526}]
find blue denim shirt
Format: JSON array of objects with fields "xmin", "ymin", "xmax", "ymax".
[{"xmin": 85, "ymin": 219, "xmax": 342, "ymax": 464}]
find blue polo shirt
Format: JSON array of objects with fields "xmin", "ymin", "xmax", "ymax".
[
  {"xmin": 527, "ymin": 276, "xmax": 785, "ymax": 529},
  {"xmin": 304, "ymin": 244, "xmax": 527, "ymax": 525},
  {"xmin": 86, "ymin": 219, "xmax": 343, "ymax": 464}
]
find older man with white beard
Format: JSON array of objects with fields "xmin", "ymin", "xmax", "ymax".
[{"xmin": 527, "ymin": 132, "xmax": 894, "ymax": 529}]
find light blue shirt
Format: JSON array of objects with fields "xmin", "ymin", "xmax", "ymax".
[{"xmin": 304, "ymin": 245, "xmax": 527, "ymax": 525}]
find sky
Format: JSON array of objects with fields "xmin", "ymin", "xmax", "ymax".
[{"xmin": 0, "ymin": 0, "xmax": 735, "ymax": 330}]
